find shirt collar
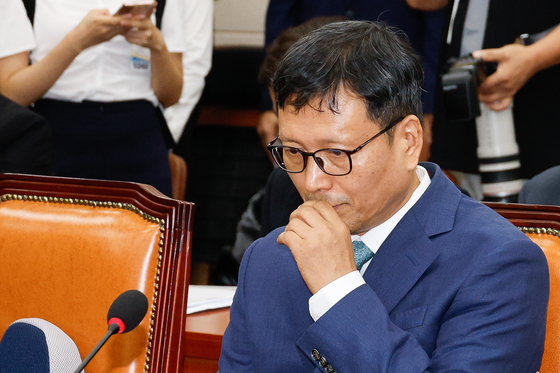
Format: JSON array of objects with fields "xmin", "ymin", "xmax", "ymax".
[{"xmin": 352, "ymin": 165, "xmax": 431, "ymax": 257}]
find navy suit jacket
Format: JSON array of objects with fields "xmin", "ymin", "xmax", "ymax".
[{"xmin": 219, "ymin": 163, "xmax": 548, "ymax": 372}]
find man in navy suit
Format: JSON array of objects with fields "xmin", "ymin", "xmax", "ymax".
[{"xmin": 218, "ymin": 21, "xmax": 548, "ymax": 373}]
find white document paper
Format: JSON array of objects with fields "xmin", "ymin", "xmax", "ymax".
[{"xmin": 187, "ymin": 285, "xmax": 237, "ymax": 314}]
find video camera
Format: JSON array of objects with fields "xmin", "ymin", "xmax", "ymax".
[{"xmin": 441, "ymin": 55, "xmax": 522, "ymax": 202}]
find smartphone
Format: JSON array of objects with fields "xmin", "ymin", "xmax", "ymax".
[{"xmin": 114, "ymin": 1, "xmax": 156, "ymax": 17}]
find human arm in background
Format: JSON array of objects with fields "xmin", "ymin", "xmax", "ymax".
[
  {"xmin": 163, "ymin": 0, "xmax": 213, "ymax": 143},
  {"xmin": 406, "ymin": 0, "xmax": 449, "ymax": 11},
  {"xmin": 120, "ymin": 13, "xmax": 183, "ymax": 108},
  {"xmin": 473, "ymin": 25, "xmax": 560, "ymax": 111},
  {"xmin": 0, "ymin": 9, "xmax": 126, "ymax": 107},
  {"xmin": 419, "ymin": 113, "xmax": 433, "ymax": 162}
]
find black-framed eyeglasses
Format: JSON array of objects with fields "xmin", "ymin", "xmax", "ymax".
[{"xmin": 267, "ymin": 117, "xmax": 404, "ymax": 176}]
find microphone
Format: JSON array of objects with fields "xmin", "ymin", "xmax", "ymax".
[
  {"xmin": 72, "ymin": 290, "xmax": 149, "ymax": 373},
  {"xmin": 107, "ymin": 289, "xmax": 150, "ymax": 334}
]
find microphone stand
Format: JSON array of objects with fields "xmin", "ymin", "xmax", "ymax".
[{"xmin": 73, "ymin": 323, "xmax": 120, "ymax": 373}]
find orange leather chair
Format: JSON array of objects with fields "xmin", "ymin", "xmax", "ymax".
[
  {"xmin": 0, "ymin": 173, "xmax": 194, "ymax": 373},
  {"xmin": 486, "ymin": 202, "xmax": 560, "ymax": 373}
]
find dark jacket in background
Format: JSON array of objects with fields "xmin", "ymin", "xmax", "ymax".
[{"xmin": 0, "ymin": 94, "xmax": 52, "ymax": 175}]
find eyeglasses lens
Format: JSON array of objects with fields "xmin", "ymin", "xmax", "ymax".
[
  {"xmin": 273, "ymin": 147, "xmax": 351, "ymax": 176},
  {"xmin": 315, "ymin": 150, "xmax": 350, "ymax": 175}
]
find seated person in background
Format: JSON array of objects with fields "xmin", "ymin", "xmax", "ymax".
[
  {"xmin": 256, "ymin": 15, "xmax": 348, "ymax": 152},
  {"xmin": 230, "ymin": 17, "xmax": 344, "ymax": 264},
  {"xmin": 519, "ymin": 165, "xmax": 560, "ymax": 206},
  {"xmin": 0, "ymin": 94, "xmax": 52, "ymax": 175},
  {"xmin": 259, "ymin": 167, "xmax": 302, "ymax": 237},
  {"xmin": 219, "ymin": 21, "xmax": 549, "ymax": 373}
]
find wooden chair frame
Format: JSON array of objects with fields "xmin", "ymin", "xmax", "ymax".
[{"xmin": 0, "ymin": 173, "xmax": 194, "ymax": 373}]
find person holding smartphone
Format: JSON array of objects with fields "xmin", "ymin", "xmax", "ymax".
[{"xmin": 0, "ymin": 0, "xmax": 185, "ymax": 197}]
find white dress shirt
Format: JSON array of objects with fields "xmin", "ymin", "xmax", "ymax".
[
  {"xmin": 309, "ymin": 165, "xmax": 432, "ymax": 321},
  {"xmin": 1, "ymin": 0, "xmax": 36, "ymax": 59},
  {"xmin": 164, "ymin": 0, "xmax": 213, "ymax": 142},
  {"xmin": 30, "ymin": 0, "xmax": 186, "ymax": 105}
]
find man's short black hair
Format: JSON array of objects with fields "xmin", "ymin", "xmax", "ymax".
[
  {"xmin": 258, "ymin": 16, "xmax": 348, "ymax": 88},
  {"xmin": 272, "ymin": 20, "xmax": 424, "ymax": 129}
]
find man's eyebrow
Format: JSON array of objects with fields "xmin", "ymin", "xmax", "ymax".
[
  {"xmin": 279, "ymin": 137, "xmax": 351, "ymax": 150},
  {"xmin": 277, "ymin": 137, "xmax": 298, "ymax": 145}
]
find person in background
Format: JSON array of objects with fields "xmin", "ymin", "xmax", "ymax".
[
  {"xmin": 219, "ymin": 20, "xmax": 548, "ymax": 372},
  {"xmin": 0, "ymin": 0, "xmax": 52, "ymax": 176},
  {"xmin": 0, "ymin": 93, "xmax": 52, "ymax": 176},
  {"xmin": 0, "ymin": 0, "xmax": 184, "ymax": 197},
  {"xmin": 518, "ymin": 165, "xmax": 560, "ymax": 206},
  {"xmin": 229, "ymin": 17, "xmax": 344, "ymax": 266},
  {"xmin": 163, "ymin": 0, "xmax": 213, "ymax": 144},
  {"xmin": 0, "ymin": 0, "xmax": 37, "ymax": 107},
  {"xmin": 413, "ymin": 0, "xmax": 560, "ymax": 200}
]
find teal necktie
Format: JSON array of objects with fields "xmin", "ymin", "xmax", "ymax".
[{"xmin": 353, "ymin": 239, "xmax": 374, "ymax": 271}]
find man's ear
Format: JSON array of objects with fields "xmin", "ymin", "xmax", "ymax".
[{"xmin": 400, "ymin": 115, "xmax": 423, "ymax": 170}]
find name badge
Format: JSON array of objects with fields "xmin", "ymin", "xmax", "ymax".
[{"xmin": 130, "ymin": 45, "xmax": 151, "ymax": 70}]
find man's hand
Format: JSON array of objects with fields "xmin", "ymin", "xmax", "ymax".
[
  {"xmin": 406, "ymin": 0, "xmax": 448, "ymax": 11},
  {"xmin": 419, "ymin": 113, "xmax": 433, "ymax": 162},
  {"xmin": 119, "ymin": 13, "xmax": 166, "ymax": 52},
  {"xmin": 70, "ymin": 9, "xmax": 126, "ymax": 52},
  {"xmin": 257, "ymin": 110, "xmax": 279, "ymax": 147},
  {"xmin": 277, "ymin": 201, "xmax": 356, "ymax": 294},
  {"xmin": 473, "ymin": 44, "xmax": 538, "ymax": 111},
  {"xmin": 257, "ymin": 110, "xmax": 279, "ymax": 163}
]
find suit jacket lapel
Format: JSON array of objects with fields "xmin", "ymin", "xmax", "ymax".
[{"xmin": 363, "ymin": 163, "xmax": 462, "ymax": 313}]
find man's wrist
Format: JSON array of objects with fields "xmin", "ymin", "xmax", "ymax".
[{"xmin": 308, "ymin": 271, "xmax": 365, "ymax": 321}]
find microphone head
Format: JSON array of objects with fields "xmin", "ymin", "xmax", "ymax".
[{"xmin": 106, "ymin": 290, "xmax": 149, "ymax": 334}]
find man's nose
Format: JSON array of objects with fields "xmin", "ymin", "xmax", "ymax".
[{"xmin": 303, "ymin": 157, "xmax": 332, "ymax": 192}]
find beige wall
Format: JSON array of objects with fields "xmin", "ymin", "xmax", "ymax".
[{"xmin": 213, "ymin": 0, "xmax": 269, "ymax": 47}]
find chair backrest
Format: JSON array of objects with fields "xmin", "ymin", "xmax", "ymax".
[
  {"xmin": 0, "ymin": 173, "xmax": 194, "ymax": 373},
  {"xmin": 486, "ymin": 202, "xmax": 560, "ymax": 373},
  {"xmin": 169, "ymin": 152, "xmax": 187, "ymax": 200}
]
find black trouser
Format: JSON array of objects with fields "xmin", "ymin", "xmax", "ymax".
[{"xmin": 34, "ymin": 99, "xmax": 172, "ymax": 197}]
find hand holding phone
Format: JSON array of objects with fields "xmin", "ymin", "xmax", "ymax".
[
  {"xmin": 114, "ymin": 1, "xmax": 156, "ymax": 18},
  {"xmin": 115, "ymin": 1, "xmax": 166, "ymax": 51}
]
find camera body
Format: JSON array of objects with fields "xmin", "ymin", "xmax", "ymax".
[
  {"xmin": 441, "ymin": 55, "xmax": 522, "ymax": 202},
  {"xmin": 442, "ymin": 55, "xmax": 495, "ymax": 122}
]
